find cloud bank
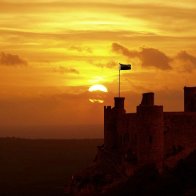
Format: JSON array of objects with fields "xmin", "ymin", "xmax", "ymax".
[
  {"xmin": 0, "ymin": 52, "xmax": 27, "ymax": 66},
  {"xmin": 112, "ymin": 43, "xmax": 196, "ymax": 72},
  {"xmin": 112, "ymin": 43, "xmax": 171, "ymax": 70}
]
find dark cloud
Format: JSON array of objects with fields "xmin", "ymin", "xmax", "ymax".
[
  {"xmin": 0, "ymin": 52, "xmax": 27, "ymax": 66},
  {"xmin": 140, "ymin": 48, "xmax": 171, "ymax": 70},
  {"xmin": 52, "ymin": 66, "xmax": 79, "ymax": 74},
  {"xmin": 112, "ymin": 43, "xmax": 171, "ymax": 70},
  {"xmin": 176, "ymin": 51, "xmax": 196, "ymax": 65},
  {"xmin": 174, "ymin": 51, "xmax": 196, "ymax": 72},
  {"xmin": 112, "ymin": 43, "xmax": 137, "ymax": 58}
]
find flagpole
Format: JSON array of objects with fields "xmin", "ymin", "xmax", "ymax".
[
  {"xmin": 119, "ymin": 65, "xmax": 120, "ymax": 97},
  {"xmin": 118, "ymin": 63, "xmax": 131, "ymax": 97}
]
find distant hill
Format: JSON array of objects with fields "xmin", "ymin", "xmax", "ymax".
[{"xmin": 0, "ymin": 137, "xmax": 103, "ymax": 196}]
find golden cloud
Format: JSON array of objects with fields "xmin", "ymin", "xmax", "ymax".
[{"xmin": 0, "ymin": 52, "xmax": 27, "ymax": 66}]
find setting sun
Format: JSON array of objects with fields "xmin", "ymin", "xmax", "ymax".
[
  {"xmin": 88, "ymin": 84, "xmax": 108, "ymax": 92},
  {"xmin": 88, "ymin": 84, "xmax": 108, "ymax": 104}
]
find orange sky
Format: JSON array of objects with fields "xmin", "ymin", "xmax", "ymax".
[{"xmin": 0, "ymin": 0, "xmax": 196, "ymax": 138}]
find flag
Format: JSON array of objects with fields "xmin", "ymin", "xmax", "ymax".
[{"xmin": 119, "ymin": 63, "xmax": 131, "ymax": 70}]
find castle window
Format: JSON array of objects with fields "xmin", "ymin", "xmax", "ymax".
[{"xmin": 149, "ymin": 136, "xmax": 152, "ymax": 144}]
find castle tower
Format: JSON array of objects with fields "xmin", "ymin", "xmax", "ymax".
[
  {"xmin": 114, "ymin": 97, "xmax": 125, "ymax": 109},
  {"xmin": 104, "ymin": 97, "xmax": 126, "ymax": 151},
  {"xmin": 184, "ymin": 86, "xmax": 196, "ymax": 112},
  {"xmin": 136, "ymin": 93, "xmax": 164, "ymax": 172}
]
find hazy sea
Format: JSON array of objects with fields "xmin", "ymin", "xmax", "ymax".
[{"xmin": 0, "ymin": 124, "xmax": 103, "ymax": 139}]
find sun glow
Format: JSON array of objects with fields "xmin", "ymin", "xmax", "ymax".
[
  {"xmin": 89, "ymin": 98, "xmax": 104, "ymax": 104},
  {"xmin": 88, "ymin": 84, "xmax": 108, "ymax": 104},
  {"xmin": 88, "ymin": 84, "xmax": 108, "ymax": 92}
]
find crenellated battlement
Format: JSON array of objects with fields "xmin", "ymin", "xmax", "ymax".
[
  {"xmin": 184, "ymin": 86, "xmax": 196, "ymax": 112},
  {"xmin": 104, "ymin": 106, "xmax": 112, "ymax": 110},
  {"xmin": 114, "ymin": 97, "xmax": 125, "ymax": 109},
  {"xmin": 140, "ymin": 92, "xmax": 154, "ymax": 106}
]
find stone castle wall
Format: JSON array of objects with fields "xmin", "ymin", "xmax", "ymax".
[
  {"xmin": 136, "ymin": 105, "xmax": 164, "ymax": 170},
  {"xmin": 164, "ymin": 112, "xmax": 196, "ymax": 157}
]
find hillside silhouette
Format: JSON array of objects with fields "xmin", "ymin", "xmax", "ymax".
[{"xmin": 68, "ymin": 87, "xmax": 196, "ymax": 195}]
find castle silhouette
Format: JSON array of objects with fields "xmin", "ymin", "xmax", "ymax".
[
  {"xmin": 68, "ymin": 86, "xmax": 196, "ymax": 195},
  {"xmin": 103, "ymin": 86, "xmax": 196, "ymax": 173}
]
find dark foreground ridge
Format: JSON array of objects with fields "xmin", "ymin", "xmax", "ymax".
[{"xmin": 67, "ymin": 86, "xmax": 196, "ymax": 195}]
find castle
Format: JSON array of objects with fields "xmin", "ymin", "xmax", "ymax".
[
  {"xmin": 68, "ymin": 86, "xmax": 196, "ymax": 195},
  {"xmin": 104, "ymin": 86, "xmax": 196, "ymax": 172}
]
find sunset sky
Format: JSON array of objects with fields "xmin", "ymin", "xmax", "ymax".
[{"xmin": 0, "ymin": 0, "xmax": 196, "ymax": 138}]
